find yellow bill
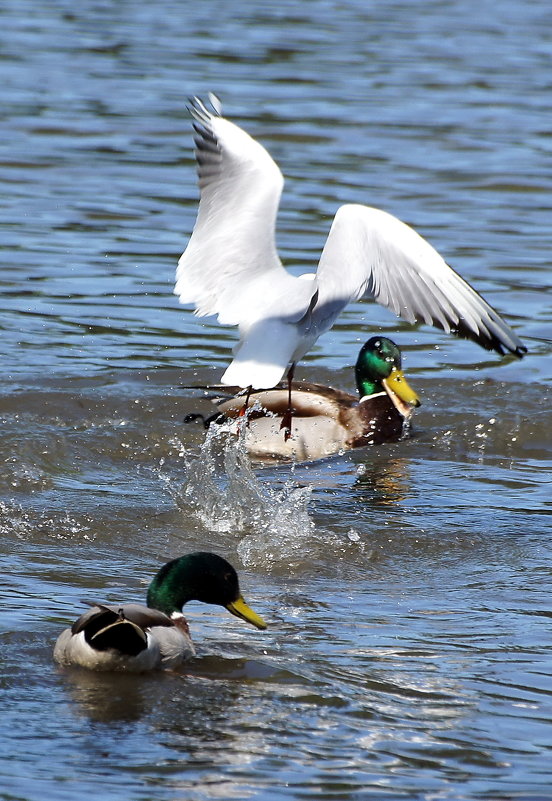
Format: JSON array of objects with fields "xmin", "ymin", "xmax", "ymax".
[
  {"xmin": 226, "ymin": 596, "xmax": 267, "ymax": 630},
  {"xmin": 383, "ymin": 367, "xmax": 421, "ymax": 408}
]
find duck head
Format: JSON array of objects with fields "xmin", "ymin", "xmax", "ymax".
[
  {"xmin": 146, "ymin": 552, "xmax": 267, "ymax": 630},
  {"xmin": 355, "ymin": 337, "xmax": 420, "ymax": 415}
]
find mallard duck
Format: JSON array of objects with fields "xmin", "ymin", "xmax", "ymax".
[
  {"xmin": 191, "ymin": 337, "xmax": 420, "ymax": 462},
  {"xmin": 175, "ymin": 96, "xmax": 525, "ymax": 409},
  {"xmin": 53, "ymin": 552, "xmax": 266, "ymax": 672}
]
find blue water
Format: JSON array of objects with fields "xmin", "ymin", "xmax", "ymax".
[{"xmin": 1, "ymin": 1, "xmax": 551, "ymax": 799}]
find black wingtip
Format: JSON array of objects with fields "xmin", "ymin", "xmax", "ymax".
[
  {"xmin": 490, "ymin": 341, "xmax": 527, "ymax": 358},
  {"xmin": 447, "ymin": 316, "xmax": 527, "ymax": 359},
  {"xmin": 490, "ymin": 341, "xmax": 527, "ymax": 359},
  {"xmin": 496, "ymin": 341, "xmax": 527, "ymax": 359}
]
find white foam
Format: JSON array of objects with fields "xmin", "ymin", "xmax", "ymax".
[{"xmin": 182, "ymin": 420, "xmax": 314, "ymax": 567}]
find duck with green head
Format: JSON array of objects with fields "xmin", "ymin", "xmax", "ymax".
[
  {"xmin": 196, "ymin": 336, "xmax": 420, "ymax": 462},
  {"xmin": 54, "ymin": 552, "xmax": 266, "ymax": 672}
]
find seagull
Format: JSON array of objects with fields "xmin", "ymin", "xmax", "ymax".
[{"xmin": 175, "ymin": 95, "xmax": 526, "ymax": 436}]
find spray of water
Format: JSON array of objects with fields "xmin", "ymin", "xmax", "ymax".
[
  {"xmin": 163, "ymin": 419, "xmax": 364, "ymax": 569},
  {"xmin": 0, "ymin": 501, "xmax": 93, "ymax": 540}
]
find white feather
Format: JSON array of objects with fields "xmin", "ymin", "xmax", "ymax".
[{"xmin": 175, "ymin": 98, "xmax": 526, "ymax": 389}]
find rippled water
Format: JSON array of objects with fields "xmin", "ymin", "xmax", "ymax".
[{"xmin": 1, "ymin": 1, "xmax": 551, "ymax": 799}]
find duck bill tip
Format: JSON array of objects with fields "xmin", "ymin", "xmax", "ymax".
[
  {"xmin": 226, "ymin": 596, "xmax": 267, "ymax": 630},
  {"xmin": 382, "ymin": 370, "xmax": 421, "ymax": 412}
]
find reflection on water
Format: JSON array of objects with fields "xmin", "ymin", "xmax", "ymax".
[
  {"xmin": 354, "ymin": 456, "xmax": 413, "ymax": 507},
  {"xmin": 60, "ymin": 669, "xmax": 157, "ymax": 724},
  {"xmin": 1, "ymin": 0, "xmax": 552, "ymax": 798}
]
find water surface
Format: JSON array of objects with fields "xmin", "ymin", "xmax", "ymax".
[{"xmin": 1, "ymin": 1, "xmax": 551, "ymax": 799}]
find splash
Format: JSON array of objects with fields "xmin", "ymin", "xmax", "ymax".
[
  {"xmin": 0, "ymin": 500, "xmax": 93, "ymax": 540},
  {"xmin": 164, "ymin": 419, "xmax": 322, "ymax": 568}
]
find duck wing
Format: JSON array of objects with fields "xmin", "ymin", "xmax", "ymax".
[
  {"xmin": 314, "ymin": 204, "xmax": 526, "ymax": 356},
  {"xmin": 71, "ymin": 602, "xmax": 173, "ymax": 636}
]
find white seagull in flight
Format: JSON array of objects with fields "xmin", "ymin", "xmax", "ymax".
[{"xmin": 175, "ymin": 95, "xmax": 526, "ymax": 403}]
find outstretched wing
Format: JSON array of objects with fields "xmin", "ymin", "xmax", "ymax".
[
  {"xmin": 315, "ymin": 204, "xmax": 526, "ymax": 356},
  {"xmin": 175, "ymin": 96, "xmax": 304, "ymax": 328}
]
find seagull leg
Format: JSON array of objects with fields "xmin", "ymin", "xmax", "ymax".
[
  {"xmin": 238, "ymin": 385, "xmax": 253, "ymax": 420},
  {"xmin": 280, "ymin": 364, "xmax": 295, "ymax": 441}
]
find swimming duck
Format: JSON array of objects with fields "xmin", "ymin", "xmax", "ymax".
[
  {"xmin": 53, "ymin": 552, "xmax": 266, "ymax": 672},
  {"xmin": 175, "ymin": 96, "xmax": 526, "ymax": 417},
  {"xmin": 193, "ymin": 337, "xmax": 420, "ymax": 462}
]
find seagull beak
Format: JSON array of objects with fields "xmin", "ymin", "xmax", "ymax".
[
  {"xmin": 226, "ymin": 596, "xmax": 267, "ymax": 630},
  {"xmin": 382, "ymin": 367, "xmax": 421, "ymax": 412}
]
